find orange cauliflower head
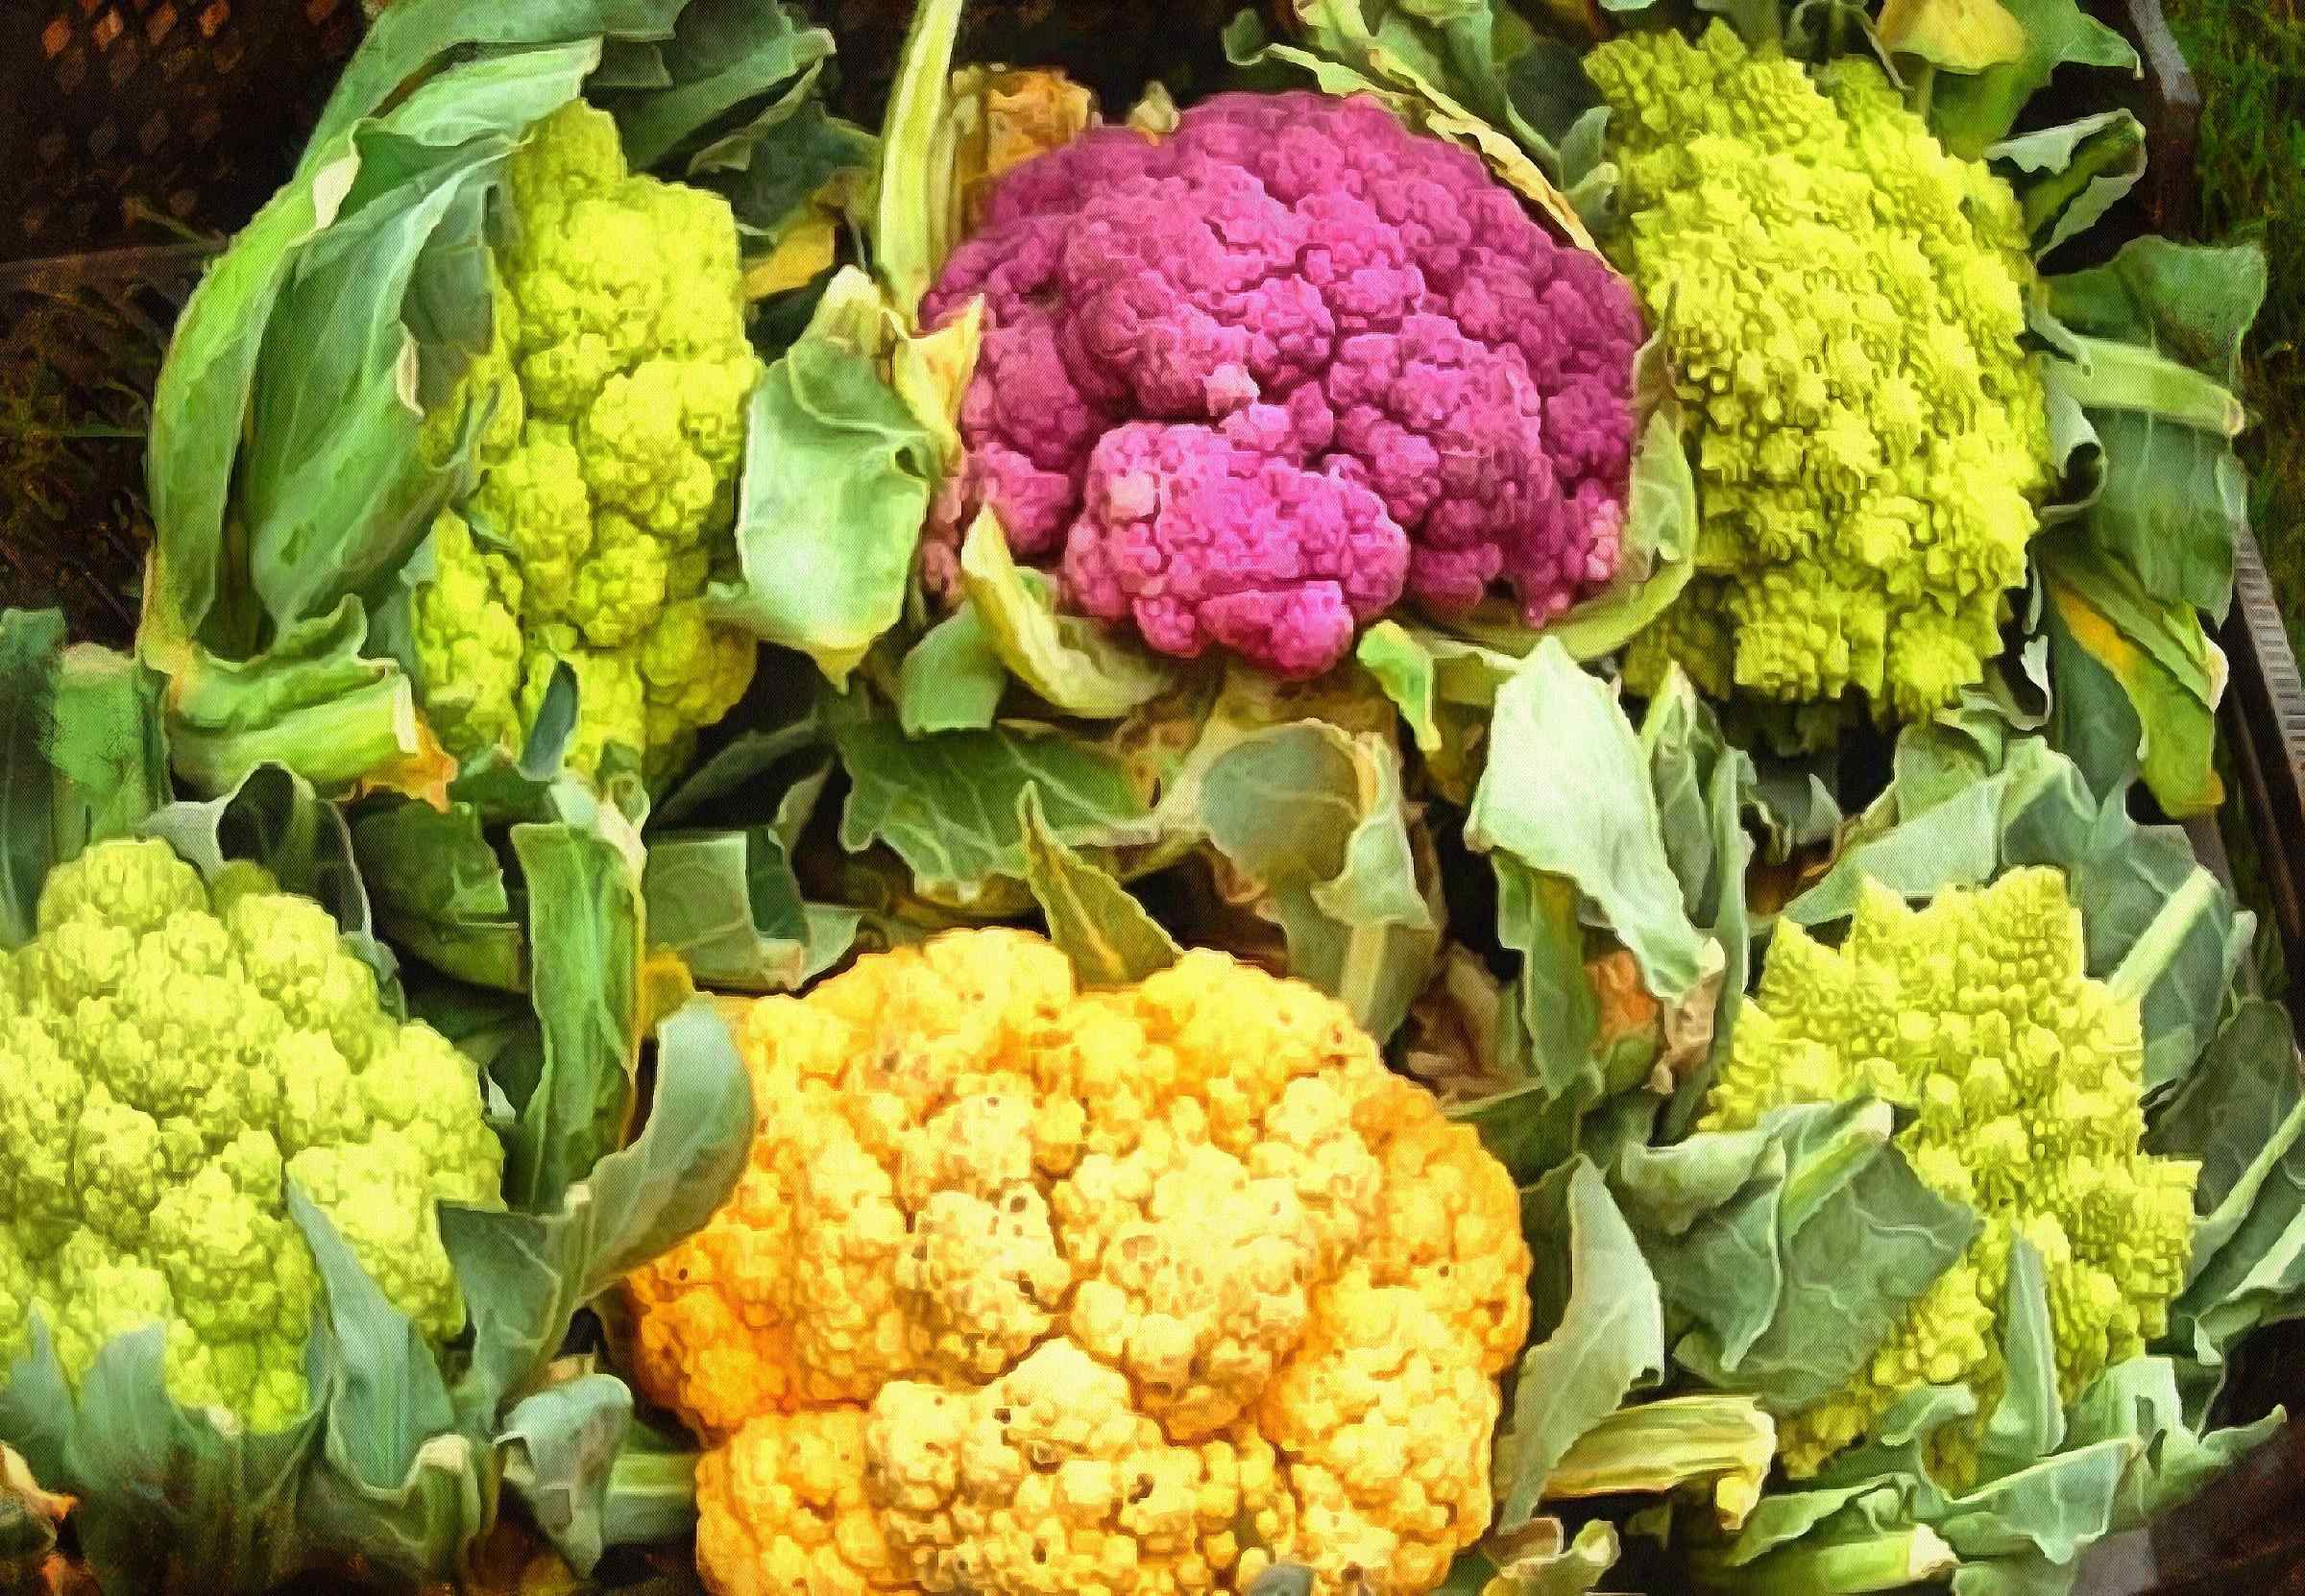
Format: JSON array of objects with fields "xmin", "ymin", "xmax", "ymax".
[{"xmin": 625, "ymin": 931, "xmax": 1532, "ymax": 1596}]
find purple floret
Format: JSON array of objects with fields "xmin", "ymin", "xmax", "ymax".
[{"xmin": 921, "ymin": 90, "xmax": 1645, "ymax": 678}]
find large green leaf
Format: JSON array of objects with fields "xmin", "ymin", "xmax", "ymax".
[
  {"xmin": 146, "ymin": 136, "xmax": 362, "ymax": 648},
  {"xmin": 2035, "ymin": 529, "xmax": 2226, "ymax": 819},
  {"xmin": 2042, "ymin": 238, "xmax": 2268, "ymax": 623},
  {"xmin": 0, "ymin": 614, "xmax": 169, "ymax": 950},
  {"xmin": 442, "ymin": 998, "xmax": 754, "ymax": 1418},
  {"xmin": 497, "ymin": 1374, "xmax": 636, "ymax": 1573},
  {"xmin": 1016, "ymin": 786, "xmax": 1181, "ymax": 987},
  {"xmin": 288, "ymin": 1193, "xmax": 470, "ymax": 1564},
  {"xmin": 1468, "ymin": 639, "xmax": 1711, "ymax": 1007},
  {"xmin": 2065, "ymin": 1358, "xmax": 2284, "ymax": 1530},
  {"xmin": 1927, "ymin": 0, "xmax": 2139, "ymax": 157},
  {"xmin": 595, "ymin": 0, "xmax": 832, "ymax": 170},
  {"xmin": 898, "ymin": 602, "xmax": 1009, "ymax": 735},
  {"xmin": 1641, "ymin": 668, "xmax": 1756, "ymax": 1133},
  {"xmin": 1201, "ymin": 721, "xmax": 1440, "ymax": 1043},
  {"xmin": 1614, "ymin": 1100, "xmax": 1977, "ymax": 1414},
  {"xmin": 1541, "ymin": 1395, "xmax": 1778, "ymax": 1531},
  {"xmin": 0, "ymin": 1322, "xmax": 323, "ymax": 1594},
  {"xmin": 2158, "ymin": 1025, "xmax": 2305, "ymax": 1366},
  {"xmin": 644, "ymin": 809, "xmax": 861, "ymax": 993},
  {"xmin": 868, "ymin": 0, "xmax": 966, "ymax": 316},
  {"xmin": 713, "ymin": 272, "xmax": 940, "ymax": 685},
  {"xmin": 958, "ymin": 511, "xmax": 1177, "ymax": 721},
  {"xmin": 828, "ymin": 690, "xmax": 1153, "ymax": 907},
  {"xmin": 304, "ymin": 0, "xmax": 690, "ymax": 154},
  {"xmin": 247, "ymin": 46, "xmax": 599, "ymax": 631},
  {"xmin": 353, "ymin": 799, "xmax": 528, "ymax": 991},
  {"xmin": 502, "ymin": 795, "xmax": 646, "ymax": 1211},
  {"xmin": 1990, "ymin": 111, "xmax": 2146, "ymax": 261},
  {"xmin": 1493, "ymin": 1160, "xmax": 1665, "ymax": 1532},
  {"xmin": 163, "ymin": 598, "xmax": 430, "ymax": 799}
]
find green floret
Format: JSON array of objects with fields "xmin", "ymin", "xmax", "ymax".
[
  {"xmin": 0, "ymin": 838, "xmax": 506, "ymax": 1432},
  {"xmin": 1700, "ymin": 868, "xmax": 2198, "ymax": 1486},
  {"xmin": 411, "ymin": 100, "xmax": 763, "ymax": 781},
  {"xmin": 1589, "ymin": 23, "xmax": 2056, "ymax": 747}
]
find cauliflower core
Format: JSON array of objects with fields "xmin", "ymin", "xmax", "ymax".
[
  {"xmin": 626, "ymin": 931, "xmax": 1533, "ymax": 1596},
  {"xmin": 1590, "ymin": 26, "xmax": 2056, "ymax": 745},
  {"xmin": 412, "ymin": 101, "xmax": 763, "ymax": 779},
  {"xmin": 0, "ymin": 840, "xmax": 503, "ymax": 1430},
  {"xmin": 1701, "ymin": 869, "xmax": 2198, "ymax": 1485},
  {"xmin": 921, "ymin": 91, "xmax": 1645, "ymax": 679}
]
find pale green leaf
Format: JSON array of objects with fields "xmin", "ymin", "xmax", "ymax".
[
  {"xmin": 1468, "ymin": 639, "xmax": 1708, "ymax": 1004},
  {"xmin": 1201, "ymin": 721, "xmax": 1439, "ymax": 1043},
  {"xmin": 1928, "ymin": 0, "xmax": 2139, "ymax": 157},
  {"xmin": 1495, "ymin": 1160, "xmax": 1663, "ymax": 1530},
  {"xmin": 1016, "ymin": 786, "xmax": 1181, "ymax": 986},
  {"xmin": 959, "ymin": 511, "xmax": 1176, "ymax": 720},
  {"xmin": 715, "ymin": 271, "xmax": 939, "ymax": 685}
]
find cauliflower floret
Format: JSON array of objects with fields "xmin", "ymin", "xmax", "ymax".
[
  {"xmin": 1700, "ymin": 868, "xmax": 2199, "ymax": 1483},
  {"xmin": 412, "ymin": 101, "xmax": 763, "ymax": 781},
  {"xmin": 627, "ymin": 932, "xmax": 1530, "ymax": 1596},
  {"xmin": 0, "ymin": 839, "xmax": 505, "ymax": 1432},
  {"xmin": 1589, "ymin": 24, "xmax": 2054, "ymax": 744},
  {"xmin": 920, "ymin": 91, "xmax": 1645, "ymax": 678}
]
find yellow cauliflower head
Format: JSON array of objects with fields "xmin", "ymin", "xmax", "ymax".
[{"xmin": 626, "ymin": 931, "xmax": 1532, "ymax": 1596}]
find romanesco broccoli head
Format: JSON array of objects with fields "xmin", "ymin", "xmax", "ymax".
[
  {"xmin": 626, "ymin": 930, "xmax": 1531, "ymax": 1596},
  {"xmin": 1589, "ymin": 24, "xmax": 2055, "ymax": 746},
  {"xmin": 1700, "ymin": 868, "xmax": 2198, "ymax": 1485},
  {"xmin": 412, "ymin": 100, "xmax": 762, "ymax": 782},
  {"xmin": 0, "ymin": 838, "xmax": 505, "ymax": 1432}
]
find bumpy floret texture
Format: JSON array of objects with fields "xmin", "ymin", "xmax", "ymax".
[
  {"xmin": 626, "ymin": 931, "xmax": 1531, "ymax": 1596},
  {"xmin": 1589, "ymin": 25, "xmax": 2056, "ymax": 745},
  {"xmin": 411, "ymin": 101, "xmax": 760, "ymax": 780},
  {"xmin": 1700, "ymin": 869, "xmax": 2198, "ymax": 1484},
  {"xmin": 0, "ymin": 840, "xmax": 503, "ymax": 1431},
  {"xmin": 919, "ymin": 90, "xmax": 1644, "ymax": 678}
]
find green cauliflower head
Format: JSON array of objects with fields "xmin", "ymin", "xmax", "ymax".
[
  {"xmin": 1700, "ymin": 868, "xmax": 2198, "ymax": 1486},
  {"xmin": 412, "ymin": 100, "xmax": 763, "ymax": 781},
  {"xmin": 0, "ymin": 839, "xmax": 505, "ymax": 1432},
  {"xmin": 1589, "ymin": 23, "xmax": 2055, "ymax": 748}
]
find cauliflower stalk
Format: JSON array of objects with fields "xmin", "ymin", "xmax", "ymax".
[
  {"xmin": 412, "ymin": 101, "xmax": 763, "ymax": 780},
  {"xmin": 1699, "ymin": 868, "xmax": 2197, "ymax": 1485},
  {"xmin": 1590, "ymin": 24, "xmax": 2056, "ymax": 745},
  {"xmin": 919, "ymin": 90, "xmax": 1646, "ymax": 680},
  {"xmin": 625, "ymin": 931, "xmax": 1532, "ymax": 1596},
  {"xmin": 0, "ymin": 839, "xmax": 504, "ymax": 1431}
]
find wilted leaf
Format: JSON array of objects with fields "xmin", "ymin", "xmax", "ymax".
[
  {"xmin": 1877, "ymin": 0, "xmax": 2027, "ymax": 71},
  {"xmin": 1017, "ymin": 785, "xmax": 1181, "ymax": 985}
]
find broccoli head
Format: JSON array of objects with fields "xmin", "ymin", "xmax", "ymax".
[
  {"xmin": 411, "ymin": 101, "xmax": 763, "ymax": 780},
  {"xmin": 0, "ymin": 839, "xmax": 504, "ymax": 1431},
  {"xmin": 920, "ymin": 91, "xmax": 1646, "ymax": 679},
  {"xmin": 1700, "ymin": 869, "xmax": 2198, "ymax": 1485},
  {"xmin": 1589, "ymin": 24, "xmax": 2056, "ymax": 746},
  {"xmin": 625, "ymin": 931, "xmax": 1531, "ymax": 1596}
]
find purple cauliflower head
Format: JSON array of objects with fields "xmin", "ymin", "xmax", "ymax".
[{"xmin": 920, "ymin": 89, "xmax": 1646, "ymax": 679}]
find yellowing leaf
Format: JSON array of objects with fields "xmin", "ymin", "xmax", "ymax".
[
  {"xmin": 1880, "ymin": 0, "xmax": 2030, "ymax": 71},
  {"xmin": 891, "ymin": 296, "xmax": 983, "ymax": 471},
  {"xmin": 742, "ymin": 214, "xmax": 839, "ymax": 301},
  {"xmin": 1126, "ymin": 81, "xmax": 1181, "ymax": 136},
  {"xmin": 958, "ymin": 509, "xmax": 1174, "ymax": 719},
  {"xmin": 951, "ymin": 66, "xmax": 1099, "ymax": 233}
]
